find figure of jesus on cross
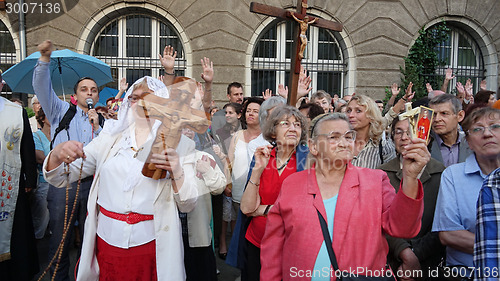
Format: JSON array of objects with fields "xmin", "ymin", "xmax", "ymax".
[
  {"xmin": 250, "ymin": 0, "xmax": 343, "ymax": 105},
  {"xmin": 291, "ymin": 14, "xmax": 317, "ymax": 60},
  {"xmin": 137, "ymin": 77, "xmax": 210, "ymax": 179}
]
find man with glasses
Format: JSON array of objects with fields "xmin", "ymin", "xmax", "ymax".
[
  {"xmin": 428, "ymin": 94, "xmax": 472, "ymax": 167},
  {"xmin": 432, "ymin": 107, "xmax": 500, "ymax": 279},
  {"xmin": 32, "ymin": 40, "xmax": 101, "ymax": 281},
  {"xmin": 379, "ymin": 118, "xmax": 446, "ymax": 280}
]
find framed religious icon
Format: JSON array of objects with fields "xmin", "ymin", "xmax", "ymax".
[
  {"xmin": 415, "ymin": 106, "xmax": 434, "ymax": 141},
  {"xmin": 109, "ymin": 98, "xmax": 122, "ymax": 113}
]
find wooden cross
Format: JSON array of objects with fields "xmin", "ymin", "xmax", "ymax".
[
  {"xmin": 137, "ymin": 80, "xmax": 210, "ymax": 179},
  {"xmin": 250, "ymin": 0, "xmax": 343, "ymax": 106}
]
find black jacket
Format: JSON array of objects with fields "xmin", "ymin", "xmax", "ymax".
[{"xmin": 379, "ymin": 157, "xmax": 446, "ymax": 277}]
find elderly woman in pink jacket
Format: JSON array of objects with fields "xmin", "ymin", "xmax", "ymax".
[{"xmin": 260, "ymin": 113, "xmax": 429, "ymax": 280}]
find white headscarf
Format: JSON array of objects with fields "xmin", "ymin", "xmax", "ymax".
[
  {"xmin": 101, "ymin": 76, "xmax": 202, "ymax": 190},
  {"xmin": 101, "ymin": 76, "xmax": 169, "ymax": 136}
]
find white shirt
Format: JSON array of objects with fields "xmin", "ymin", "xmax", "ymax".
[
  {"xmin": 96, "ymin": 124, "xmax": 157, "ymax": 248},
  {"xmin": 44, "ymin": 129, "xmax": 198, "ymax": 280},
  {"xmin": 247, "ymin": 133, "xmax": 270, "ymax": 164}
]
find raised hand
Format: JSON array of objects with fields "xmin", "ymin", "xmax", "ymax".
[
  {"xmin": 456, "ymin": 81, "xmax": 465, "ymax": 100},
  {"xmin": 480, "ymin": 79, "xmax": 487, "ymax": 91},
  {"xmin": 277, "ymin": 84, "xmax": 289, "ymax": 99},
  {"xmin": 115, "ymin": 77, "xmax": 128, "ymax": 99},
  {"xmin": 425, "ymin": 83, "xmax": 433, "ymax": 93},
  {"xmin": 262, "ymin": 89, "xmax": 272, "ymax": 100},
  {"xmin": 38, "ymin": 40, "xmax": 53, "ymax": 62},
  {"xmin": 159, "ymin": 45, "xmax": 177, "ymax": 73},
  {"xmin": 297, "ymin": 75, "xmax": 312, "ymax": 99},
  {"xmin": 190, "ymin": 82, "xmax": 204, "ymax": 110},
  {"xmin": 391, "ymin": 83, "xmax": 400, "ymax": 97},
  {"xmin": 404, "ymin": 82, "xmax": 415, "ymax": 102},
  {"xmin": 201, "ymin": 57, "xmax": 214, "ymax": 84},
  {"xmin": 401, "ymin": 138, "xmax": 430, "ymax": 180},
  {"xmin": 119, "ymin": 78, "xmax": 128, "ymax": 92},
  {"xmin": 465, "ymin": 79, "xmax": 474, "ymax": 103},
  {"xmin": 444, "ymin": 68, "xmax": 455, "ymax": 81},
  {"xmin": 196, "ymin": 81, "xmax": 204, "ymax": 97}
]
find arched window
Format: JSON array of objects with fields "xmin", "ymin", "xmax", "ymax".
[
  {"xmin": 434, "ymin": 26, "xmax": 485, "ymax": 93},
  {"xmin": 92, "ymin": 14, "xmax": 186, "ymax": 89},
  {"xmin": 0, "ymin": 20, "xmax": 16, "ymax": 93},
  {"xmin": 251, "ymin": 20, "xmax": 347, "ymax": 97}
]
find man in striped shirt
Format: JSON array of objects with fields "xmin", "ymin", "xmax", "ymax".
[{"xmin": 474, "ymin": 168, "xmax": 500, "ymax": 281}]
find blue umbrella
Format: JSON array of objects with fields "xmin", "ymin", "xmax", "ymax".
[
  {"xmin": 97, "ymin": 87, "xmax": 119, "ymax": 106},
  {"xmin": 2, "ymin": 49, "xmax": 113, "ymax": 96}
]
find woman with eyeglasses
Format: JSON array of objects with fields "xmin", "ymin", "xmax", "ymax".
[
  {"xmin": 433, "ymin": 107, "xmax": 500, "ymax": 275},
  {"xmin": 239, "ymin": 105, "xmax": 309, "ymax": 281},
  {"xmin": 261, "ymin": 113, "xmax": 429, "ymax": 281},
  {"xmin": 43, "ymin": 77, "xmax": 199, "ymax": 280},
  {"xmin": 379, "ymin": 118, "xmax": 446, "ymax": 280}
]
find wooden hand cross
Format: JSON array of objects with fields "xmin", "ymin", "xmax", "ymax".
[{"xmin": 138, "ymin": 86, "xmax": 210, "ymax": 180}]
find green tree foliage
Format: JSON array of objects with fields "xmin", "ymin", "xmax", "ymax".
[
  {"xmin": 25, "ymin": 107, "xmax": 35, "ymax": 118},
  {"xmin": 385, "ymin": 23, "xmax": 450, "ymax": 104}
]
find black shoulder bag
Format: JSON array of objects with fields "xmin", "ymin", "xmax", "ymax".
[
  {"xmin": 50, "ymin": 103, "xmax": 105, "ymax": 149},
  {"xmin": 316, "ymin": 210, "xmax": 394, "ymax": 280}
]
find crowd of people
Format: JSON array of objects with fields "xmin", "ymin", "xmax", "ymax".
[{"xmin": 0, "ymin": 39, "xmax": 499, "ymax": 281}]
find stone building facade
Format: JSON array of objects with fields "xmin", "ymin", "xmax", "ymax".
[{"xmin": 1, "ymin": 0, "xmax": 499, "ymax": 103}]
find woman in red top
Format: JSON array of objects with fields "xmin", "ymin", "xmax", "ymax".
[
  {"xmin": 240, "ymin": 105, "xmax": 309, "ymax": 281},
  {"xmin": 260, "ymin": 113, "xmax": 429, "ymax": 281}
]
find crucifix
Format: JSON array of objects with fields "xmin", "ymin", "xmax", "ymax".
[
  {"xmin": 138, "ymin": 80, "xmax": 210, "ymax": 180},
  {"xmin": 250, "ymin": 0, "xmax": 343, "ymax": 106},
  {"xmin": 398, "ymin": 103, "xmax": 421, "ymax": 139}
]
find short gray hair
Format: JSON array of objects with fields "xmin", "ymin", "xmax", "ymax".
[
  {"xmin": 334, "ymin": 98, "xmax": 346, "ymax": 108},
  {"xmin": 259, "ymin": 96, "xmax": 287, "ymax": 127},
  {"xmin": 309, "ymin": 112, "xmax": 352, "ymax": 138},
  {"xmin": 311, "ymin": 90, "xmax": 331, "ymax": 104},
  {"xmin": 429, "ymin": 93, "xmax": 462, "ymax": 114},
  {"xmin": 262, "ymin": 105, "xmax": 308, "ymax": 145}
]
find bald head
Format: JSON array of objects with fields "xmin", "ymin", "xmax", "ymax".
[{"xmin": 428, "ymin": 90, "xmax": 445, "ymax": 99}]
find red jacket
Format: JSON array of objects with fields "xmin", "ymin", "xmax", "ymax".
[{"xmin": 260, "ymin": 163, "xmax": 424, "ymax": 280}]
